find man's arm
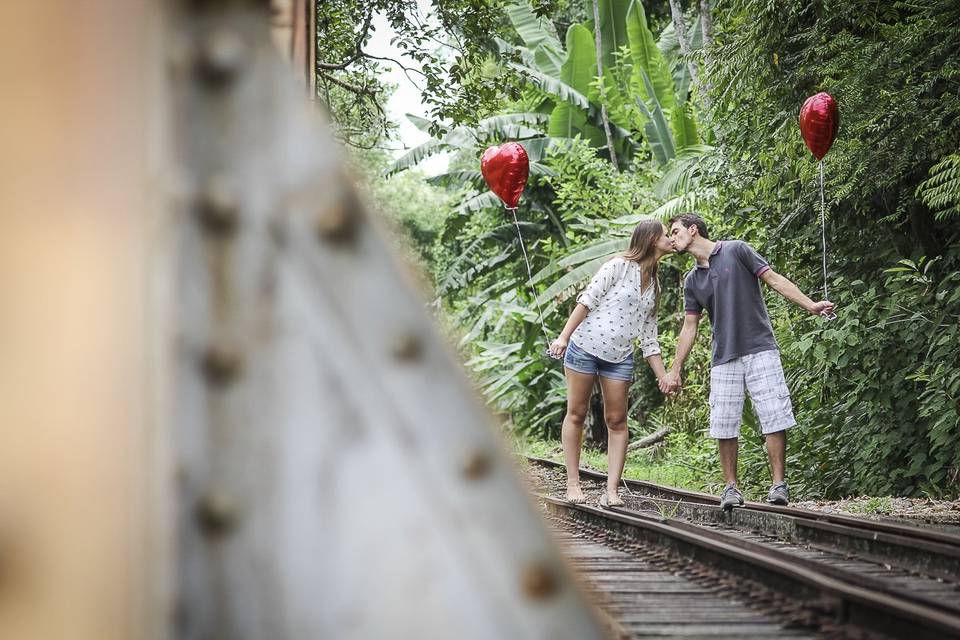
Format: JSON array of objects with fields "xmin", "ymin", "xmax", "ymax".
[
  {"xmin": 760, "ymin": 269, "xmax": 835, "ymax": 316},
  {"xmin": 660, "ymin": 313, "xmax": 700, "ymax": 392}
]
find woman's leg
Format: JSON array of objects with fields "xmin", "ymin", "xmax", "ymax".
[
  {"xmin": 562, "ymin": 368, "xmax": 596, "ymax": 501},
  {"xmin": 599, "ymin": 376, "xmax": 631, "ymax": 504}
]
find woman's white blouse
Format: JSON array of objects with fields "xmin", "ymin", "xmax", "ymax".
[{"xmin": 570, "ymin": 257, "xmax": 661, "ymax": 363}]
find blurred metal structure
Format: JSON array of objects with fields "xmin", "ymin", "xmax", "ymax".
[
  {"xmin": 269, "ymin": 0, "xmax": 316, "ymax": 97},
  {"xmin": 0, "ymin": 1, "xmax": 606, "ymax": 638},
  {"xmin": 166, "ymin": 3, "xmax": 606, "ymax": 639}
]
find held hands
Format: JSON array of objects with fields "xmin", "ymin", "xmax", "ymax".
[
  {"xmin": 658, "ymin": 371, "xmax": 682, "ymax": 396},
  {"xmin": 548, "ymin": 335, "xmax": 568, "ymax": 359}
]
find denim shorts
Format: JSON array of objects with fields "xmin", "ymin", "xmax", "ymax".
[{"xmin": 563, "ymin": 340, "xmax": 634, "ymax": 381}]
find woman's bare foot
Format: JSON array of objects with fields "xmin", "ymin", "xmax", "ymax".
[
  {"xmin": 566, "ymin": 485, "xmax": 585, "ymax": 504},
  {"xmin": 605, "ymin": 491, "xmax": 624, "ymax": 507}
]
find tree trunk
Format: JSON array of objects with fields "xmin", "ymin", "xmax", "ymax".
[
  {"xmin": 668, "ymin": 0, "xmax": 702, "ymax": 94},
  {"xmin": 698, "ymin": 0, "xmax": 714, "ymax": 98},
  {"xmin": 591, "ymin": 0, "xmax": 620, "ymax": 172},
  {"xmin": 698, "ymin": 0, "xmax": 714, "ymax": 49}
]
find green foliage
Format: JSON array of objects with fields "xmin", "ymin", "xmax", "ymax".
[
  {"xmin": 692, "ymin": 0, "xmax": 960, "ymax": 498},
  {"xmin": 548, "ymin": 24, "xmax": 599, "ymax": 140},
  {"xmin": 317, "ymin": 1, "xmax": 513, "ymax": 145},
  {"xmin": 377, "ymin": 0, "xmax": 960, "ymax": 500},
  {"xmin": 918, "ymin": 154, "xmax": 960, "ymax": 221}
]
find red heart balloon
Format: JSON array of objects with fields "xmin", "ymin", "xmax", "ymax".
[
  {"xmin": 480, "ymin": 142, "xmax": 529, "ymax": 209},
  {"xmin": 799, "ymin": 92, "xmax": 839, "ymax": 161}
]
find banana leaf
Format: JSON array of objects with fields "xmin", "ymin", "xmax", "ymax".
[
  {"xmin": 548, "ymin": 23, "xmax": 597, "ymax": 138},
  {"xmin": 541, "ymin": 253, "xmax": 623, "ymax": 300},
  {"xmin": 595, "ymin": 0, "xmax": 630, "ymax": 74},
  {"xmin": 635, "ymin": 70, "xmax": 676, "ymax": 165},
  {"xmin": 625, "ymin": 0, "xmax": 676, "ymax": 112},
  {"xmin": 531, "ymin": 236, "xmax": 627, "ymax": 284},
  {"xmin": 505, "ymin": 2, "xmax": 563, "ymax": 58}
]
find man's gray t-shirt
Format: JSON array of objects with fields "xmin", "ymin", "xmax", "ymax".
[{"xmin": 683, "ymin": 240, "xmax": 778, "ymax": 366}]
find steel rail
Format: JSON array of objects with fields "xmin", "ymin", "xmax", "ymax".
[
  {"xmin": 542, "ymin": 496, "xmax": 960, "ymax": 640},
  {"xmin": 527, "ymin": 456, "xmax": 960, "ymax": 548}
]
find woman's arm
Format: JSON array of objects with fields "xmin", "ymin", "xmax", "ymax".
[
  {"xmin": 645, "ymin": 353, "xmax": 668, "ymax": 380},
  {"xmin": 548, "ymin": 303, "xmax": 589, "ymax": 357}
]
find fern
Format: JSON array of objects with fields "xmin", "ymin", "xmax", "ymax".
[{"xmin": 917, "ymin": 154, "xmax": 960, "ymax": 220}]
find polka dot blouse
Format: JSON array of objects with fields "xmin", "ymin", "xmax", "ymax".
[{"xmin": 571, "ymin": 257, "xmax": 661, "ymax": 363}]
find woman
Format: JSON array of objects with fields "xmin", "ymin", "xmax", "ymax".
[{"xmin": 548, "ymin": 219, "xmax": 676, "ymax": 507}]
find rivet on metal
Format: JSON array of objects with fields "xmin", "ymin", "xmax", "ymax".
[
  {"xmin": 195, "ymin": 490, "xmax": 240, "ymax": 537},
  {"xmin": 314, "ymin": 201, "xmax": 355, "ymax": 244},
  {"xmin": 201, "ymin": 341, "xmax": 243, "ymax": 385},
  {"xmin": 196, "ymin": 28, "xmax": 245, "ymax": 85},
  {"xmin": 521, "ymin": 561, "xmax": 559, "ymax": 600},
  {"xmin": 391, "ymin": 332, "xmax": 423, "ymax": 361},
  {"xmin": 196, "ymin": 175, "xmax": 239, "ymax": 234},
  {"xmin": 461, "ymin": 450, "xmax": 492, "ymax": 480}
]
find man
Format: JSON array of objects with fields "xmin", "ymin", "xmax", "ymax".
[{"xmin": 662, "ymin": 213, "xmax": 834, "ymax": 509}]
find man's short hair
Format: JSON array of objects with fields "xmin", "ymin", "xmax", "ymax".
[{"xmin": 669, "ymin": 213, "xmax": 709, "ymax": 240}]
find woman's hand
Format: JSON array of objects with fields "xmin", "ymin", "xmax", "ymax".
[
  {"xmin": 658, "ymin": 371, "xmax": 681, "ymax": 395},
  {"xmin": 549, "ymin": 336, "xmax": 569, "ymax": 359}
]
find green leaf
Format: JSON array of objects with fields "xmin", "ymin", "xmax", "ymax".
[
  {"xmin": 509, "ymin": 62, "xmax": 593, "ymax": 112},
  {"xmin": 657, "ymin": 16, "xmax": 702, "ymax": 103},
  {"xmin": 625, "ymin": 0, "xmax": 676, "ymax": 112},
  {"xmin": 426, "ymin": 170, "xmax": 484, "ymax": 187},
  {"xmin": 670, "ymin": 101, "xmax": 700, "ymax": 151},
  {"xmin": 635, "ymin": 70, "xmax": 676, "ymax": 164},
  {"xmin": 457, "ymin": 191, "xmax": 503, "ymax": 215},
  {"xmin": 385, "ymin": 126, "xmax": 477, "ymax": 175},
  {"xmin": 548, "ymin": 24, "xmax": 598, "ymax": 138},
  {"xmin": 531, "ymin": 237, "xmax": 627, "ymax": 284},
  {"xmin": 385, "ymin": 138, "xmax": 442, "ymax": 176},
  {"xmin": 520, "ymin": 136, "xmax": 573, "ymax": 162},
  {"xmin": 505, "ymin": 1, "xmax": 563, "ymax": 54},
  {"xmin": 534, "ymin": 43, "xmax": 566, "ymax": 78},
  {"xmin": 542, "ymin": 254, "xmax": 622, "ymax": 300},
  {"xmin": 405, "ymin": 113, "xmax": 434, "ymax": 132},
  {"xmin": 478, "ymin": 112, "xmax": 551, "ymax": 132},
  {"xmin": 596, "ymin": 0, "xmax": 630, "ymax": 74}
]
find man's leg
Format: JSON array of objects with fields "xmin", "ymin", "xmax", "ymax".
[
  {"xmin": 709, "ymin": 358, "xmax": 746, "ymax": 486},
  {"xmin": 745, "ymin": 350, "xmax": 796, "ymax": 505},
  {"xmin": 765, "ymin": 431, "xmax": 786, "ymax": 484},
  {"xmin": 718, "ymin": 437, "xmax": 739, "ymax": 486}
]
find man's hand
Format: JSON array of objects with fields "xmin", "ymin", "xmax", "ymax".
[
  {"xmin": 659, "ymin": 371, "xmax": 681, "ymax": 395},
  {"xmin": 549, "ymin": 335, "xmax": 569, "ymax": 359},
  {"xmin": 808, "ymin": 300, "xmax": 836, "ymax": 318}
]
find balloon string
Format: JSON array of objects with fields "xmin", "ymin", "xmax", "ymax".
[
  {"xmin": 820, "ymin": 160, "xmax": 828, "ymax": 301},
  {"xmin": 508, "ymin": 207, "xmax": 552, "ymax": 347}
]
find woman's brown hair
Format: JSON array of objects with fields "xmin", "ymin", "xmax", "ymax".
[{"xmin": 622, "ymin": 218, "xmax": 663, "ymax": 311}]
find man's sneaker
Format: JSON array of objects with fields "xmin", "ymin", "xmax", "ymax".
[
  {"xmin": 719, "ymin": 485, "xmax": 744, "ymax": 511},
  {"xmin": 767, "ymin": 481, "xmax": 789, "ymax": 506}
]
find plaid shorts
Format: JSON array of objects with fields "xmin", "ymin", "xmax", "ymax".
[{"xmin": 709, "ymin": 349, "xmax": 796, "ymax": 439}]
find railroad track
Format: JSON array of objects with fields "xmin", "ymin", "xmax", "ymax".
[{"xmin": 529, "ymin": 456, "xmax": 960, "ymax": 639}]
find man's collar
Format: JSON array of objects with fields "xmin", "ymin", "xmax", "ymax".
[{"xmin": 711, "ymin": 241, "xmax": 723, "ymax": 255}]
